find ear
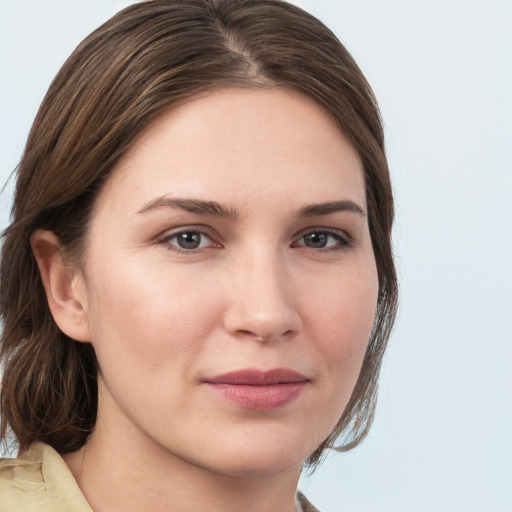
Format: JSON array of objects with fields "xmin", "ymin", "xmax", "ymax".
[{"xmin": 30, "ymin": 229, "xmax": 91, "ymax": 342}]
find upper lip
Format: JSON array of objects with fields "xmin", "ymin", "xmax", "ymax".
[{"xmin": 204, "ymin": 368, "xmax": 308, "ymax": 386}]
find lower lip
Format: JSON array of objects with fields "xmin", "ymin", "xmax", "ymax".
[{"xmin": 205, "ymin": 382, "xmax": 307, "ymax": 410}]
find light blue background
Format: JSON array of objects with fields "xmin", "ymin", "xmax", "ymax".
[{"xmin": 1, "ymin": 1, "xmax": 511, "ymax": 511}]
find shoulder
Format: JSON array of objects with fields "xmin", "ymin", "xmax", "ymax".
[{"xmin": 0, "ymin": 442, "xmax": 92, "ymax": 512}]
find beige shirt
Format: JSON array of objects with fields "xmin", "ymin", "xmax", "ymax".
[
  {"xmin": 0, "ymin": 442, "xmax": 92, "ymax": 512},
  {"xmin": 0, "ymin": 442, "xmax": 319, "ymax": 512}
]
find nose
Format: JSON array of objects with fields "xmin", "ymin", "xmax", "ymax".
[{"xmin": 222, "ymin": 251, "xmax": 301, "ymax": 344}]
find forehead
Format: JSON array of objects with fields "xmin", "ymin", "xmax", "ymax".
[{"xmin": 96, "ymin": 87, "xmax": 366, "ymax": 215}]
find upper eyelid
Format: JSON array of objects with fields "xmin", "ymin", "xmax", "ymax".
[
  {"xmin": 158, "ymin": 225, "xmax": 217, "ymax": 239},
  {"xmin": 166, "ymin": 230, "xmax": 212, "ymax": 241},
  {"xmin": 293, "ymin": 226, "xmax": 353, "ymax": 240}
]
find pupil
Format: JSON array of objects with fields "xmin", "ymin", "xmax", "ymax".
[
  {"xmin": 178, "ymin": 232, "xmax": 201, "ymax": 249},
  {"xmin": 306, "ymin": 232, "xmax": 327, "ymax": 248}
]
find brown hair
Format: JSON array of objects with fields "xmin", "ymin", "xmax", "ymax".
[{"xmin": 0, "ymin": 0, "xmax": 397, "ymax": 468}]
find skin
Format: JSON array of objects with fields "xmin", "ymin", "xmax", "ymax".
[{"xmin": 33, "ymin": 88, "xmax": 379, "ymax": 512}]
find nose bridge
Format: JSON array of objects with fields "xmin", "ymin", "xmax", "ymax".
[{"xmin": 224, "ymin": 245, "xmax": 300, "ymax": 342}]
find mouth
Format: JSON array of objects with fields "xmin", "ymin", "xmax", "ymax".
[{"xmin": 203, "ymin": 369, "xmax": 309, "ymax": 410}]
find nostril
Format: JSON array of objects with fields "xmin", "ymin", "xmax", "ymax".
[
  {"xmin": 235, "ymin": 328, "xmax": 297, "ymax": 343},
  {"xmin": 237, "ymin": 329, "xmax": 255, "ymax": 338}
]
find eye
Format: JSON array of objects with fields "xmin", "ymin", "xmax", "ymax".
[
  {"xmin": 163, "ymin": 230, "xmax": 218, "ymax": 252},
  {"xmin": 293, "ymin": 230, "xmax": 352, "ymax": 250}
]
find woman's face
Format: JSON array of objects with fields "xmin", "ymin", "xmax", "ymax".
[{"xmin": 75, "ymin": 88, "xmax": 378, "ymax": 477}]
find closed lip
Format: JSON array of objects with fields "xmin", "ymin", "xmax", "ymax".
[
  {"xmin": 203, "ymin": 368, "xmax": 309, "ymax": 385},
  {"xmin": 202, "ymin": 368, "xmax": 309, "ymax": 410}
]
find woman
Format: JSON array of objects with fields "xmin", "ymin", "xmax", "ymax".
[{"xmin": 0, "ymin": 1, "xmax": 397, "ymax": 511}]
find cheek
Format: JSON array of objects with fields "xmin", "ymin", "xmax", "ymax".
[
  {"xmin": 84, "ymin": 260, "xmax": 223, "ymax": 370},
  {"xmin": 285, "ymin": 263, "xmax": 378, "ymax": 453},
  {"xmin": 305, "ymin": 262, "xmax": 379, "ymax": 386},
  {"xmin": 310, "ymin": 262, "xmax": 377, "ymax": 335}
]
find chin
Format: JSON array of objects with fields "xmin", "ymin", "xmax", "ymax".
[
  {"xmin": 211, "ymin": 449, "xmax": 305, "ymax": 479},
  {"xmin": 191, "ymin": 429, "xmax": 318, "ymax": 479}
]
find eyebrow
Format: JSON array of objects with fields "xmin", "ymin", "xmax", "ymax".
[
  {"xmin": 138, "ymin": 196, "xmax": 365, "ymax": 219},
  {"xmin": 138, "ymin": 196, "xmax": 238, "ymax": 219},
  {"xmin": 298, "ymin": 200, "xmax": 366, "ymax": 218}
]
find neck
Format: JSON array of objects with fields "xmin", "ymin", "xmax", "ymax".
[{"xmin": 63, "ymin": 407, "xmax": 303, "ymax": 512}]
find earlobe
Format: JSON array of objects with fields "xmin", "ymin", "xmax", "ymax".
[{"xmin": 30, "ymin": 229, "xmax": 91, "ymax": 342}]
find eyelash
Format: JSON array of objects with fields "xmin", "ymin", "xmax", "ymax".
[
  {"xmin": 291, "ymin": 229, "xmax": 353, "ymax": 251},
  {"xmin": 159, "ymin": 228, "xmax": 353, "ymax": 254},
  {"xmin": 159, "ymin": 229, "xmax": 220, "ymax": 254}
]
